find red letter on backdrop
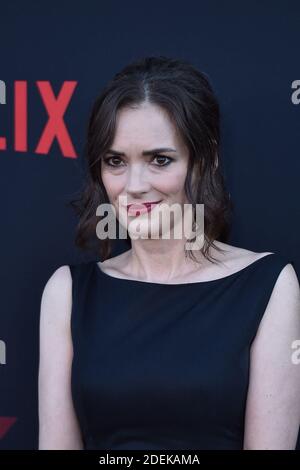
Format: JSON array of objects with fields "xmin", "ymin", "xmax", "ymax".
[
  {"xmin": 0, "ymin": 79, "xmax": 7, "ymax": 151},
  {"xmin": 35, "ymin": 81, "xmax": 77, "ymax": 158}
]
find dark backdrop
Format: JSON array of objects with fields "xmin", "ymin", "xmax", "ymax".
[{"xmin": 0, "ymin": 0, "xmax": 299, "ymax": 450}]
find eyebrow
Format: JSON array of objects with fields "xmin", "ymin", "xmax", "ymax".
[{"xmin": 106, "ymin": 147, "xmax": 177, "ymax": 156}]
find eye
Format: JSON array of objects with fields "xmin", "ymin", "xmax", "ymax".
[
  {"xmin": 152, "ymin": 155, "xmax": 174, "ymax": 166},
  {"xmin": 102, "ymin": 156, "xmax": 124, "ymax": 167},
  {"xmin": 102, "ymin": 154, "xmax": 174, "ymax": 168}
]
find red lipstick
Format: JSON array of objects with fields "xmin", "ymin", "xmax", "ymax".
[{"xmin": 127, "ymin": 200, "xmax": 162, "ymax": 215}]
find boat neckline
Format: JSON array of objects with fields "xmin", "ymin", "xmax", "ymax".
[{"xmin": 95, "ymin": 252, "xmax": 275, "ymax": 286}]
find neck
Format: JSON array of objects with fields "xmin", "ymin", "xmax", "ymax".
[{"xmin": 126, "ymin": 237, "xmax": 208, "ymax": 283}]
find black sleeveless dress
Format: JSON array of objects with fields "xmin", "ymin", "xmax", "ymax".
[{"xmin": 69, "ymin": 252, "xmax": 294, "ymax": 450}]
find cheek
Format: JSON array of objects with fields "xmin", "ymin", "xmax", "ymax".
[
  {"xmin": 101, "ymin": 172, "xmax": 123, "ymax": 199},
  {"xmin": 157, "ymin": 169, "xmax": 187, "ymax": 195}
]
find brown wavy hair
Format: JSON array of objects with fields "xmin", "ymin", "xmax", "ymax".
[{"xmin": 68, "ymin": 55, "xmax": 234, "ymax": 264}]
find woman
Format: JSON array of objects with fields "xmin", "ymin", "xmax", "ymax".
[{"xmin": 38, "ymin": 56, "xmax": 300, "ymax": 450}]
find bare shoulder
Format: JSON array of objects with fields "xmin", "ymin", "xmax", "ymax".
[
  {"xmin": 234, "ymin": 239, "xmax": 300, "ymax": 297},
  {"xmin": 40, "ymin": 265, "xmax": 73, "ymax": 328},
  {"xmin": 214, "ymin": 240, "xmax": 272, "ymax": 258},
  {"xmin": 210, "ymin": 240, "xmax": 275, "ymax": 269},
  {"xmin": 39, "ymin": 265, "xmax": 83, "ymax": 449},
  {"xmin": 99, "ymin": 250, "xmax": 131, "ymax": 275},
  {"xmin": 251, "ymin": 250, "xmax": 300, "ymax": 339},
  {"xmin": 244, "ymin": 257, "xmax": 300, "ymax": 449},
  {"xmin": 43, "ymin": 265, "xmax": 72, "ymax": 292},
  {"xmin": 266, "ymin": 259, "xmax": 300, "ymax": 304}
]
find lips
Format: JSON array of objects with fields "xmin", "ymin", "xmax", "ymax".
[{"xmin": 127, "ymin": 200, "xmax": 162, "ymax": 215}]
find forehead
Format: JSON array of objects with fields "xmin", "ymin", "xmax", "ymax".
[{"xmin": 112, "ymin": 102, "xmax": 184, "ymax": 150}]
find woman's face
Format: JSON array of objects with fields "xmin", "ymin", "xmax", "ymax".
[{"xmin": 100, "ymin": 101, "xmax": 192, "ymax": 240}]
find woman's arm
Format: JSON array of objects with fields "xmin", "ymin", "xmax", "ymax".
[
  {"xmin": 244, "ymin": 263, "xmax": 300, "ymax": 450},
  {"xmin": 38, "ymin": 265, "xmax": 84, "ymax": 450}
]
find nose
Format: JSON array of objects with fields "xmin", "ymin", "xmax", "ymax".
[{"xmin": 125, "ymin": 163, "xmax": 151, "ymax": 195}]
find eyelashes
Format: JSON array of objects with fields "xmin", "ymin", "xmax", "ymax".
[{"xmin": 102, "ymin": 154, "xmax": 174, "ymax": 168}]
